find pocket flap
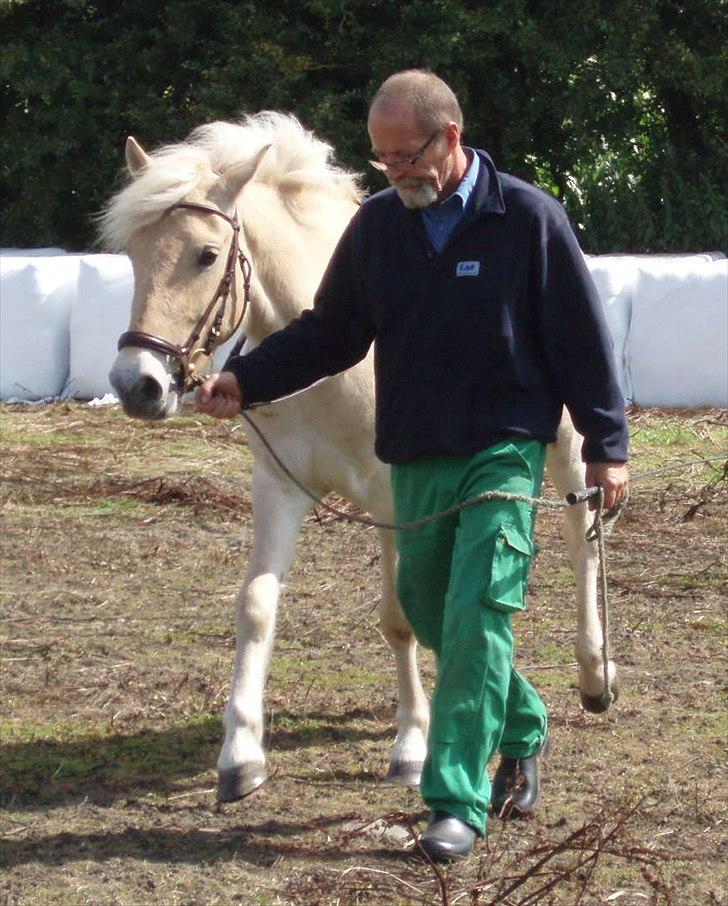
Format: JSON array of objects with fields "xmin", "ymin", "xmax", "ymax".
[
  {"xmin": 500, "ymin": 523, "xmax": 535, "ymax": 557},
  {"xmin": 486, "ymin": 522, "xmax": 537, "ymax": 613}
]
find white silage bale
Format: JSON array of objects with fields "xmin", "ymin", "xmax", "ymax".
[
  {"xmin": 1, "ymin": 247, "xmax": 67, "ymax": 257},
  {"xmin": 68, "ymin": 255, "xmax": 134, "ymax": 399},
  {"xmin": 68, "ymin": 255, "xmax": 240, "ymax": 400},
  {"xmin": 585, "ymin": 255, "xmax": 638, "ymax": 403},
  {"xmin": 585, "ymin": 254, "xmax": 638, "ymax": 300},
  {"xmin": 632, "ymin": 254, "xmax": 725, "ymax": 306},
  {"xmin": 629, "ymin": 259, "xmax": 728, "ymax": 407},
  {"xmin": 0, "ymin": 255, "xmax": 80, "ymax": 400},
  {"xmin": 213, "ymin": 332, "xmax": 241, "ymax": 371}
]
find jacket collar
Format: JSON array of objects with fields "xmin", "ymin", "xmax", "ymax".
[
  {"xmin": 397, "ymin": 148, "xmax": 506, "ymax": 230},
  {"xmin": 470, "ymin": 150, "xmax": 506, "ymax": 217}
]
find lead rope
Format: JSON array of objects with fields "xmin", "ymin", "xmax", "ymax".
[
  {"xmin": 241, "ymin": 410, "xmax": 572, "ymax": 527},
  {"xmin": 240, "ymin": 409, "xmax": 619, "ymax": 704}
]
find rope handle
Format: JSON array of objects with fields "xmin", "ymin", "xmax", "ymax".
[{"xmin": 566, "ymin": 486, "xmax": 601, "ymax": 505}]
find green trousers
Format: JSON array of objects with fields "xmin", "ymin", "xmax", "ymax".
[{"xmin": 391, "ymin": 437, "xmax": 548, "ymax": 835}]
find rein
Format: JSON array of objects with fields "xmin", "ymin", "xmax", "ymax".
[{"xmin": 117, "ymin": 202, "xmax": 252, "ymax": 392}]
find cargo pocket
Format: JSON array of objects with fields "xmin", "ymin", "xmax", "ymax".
[{"xmin": 486, "ymin": 522, "xmax": 537, "ymax": 613}]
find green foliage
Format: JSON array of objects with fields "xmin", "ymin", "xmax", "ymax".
[{"xmin": 1, "ymin": 0, "xmax": 725, "ymax": 251}]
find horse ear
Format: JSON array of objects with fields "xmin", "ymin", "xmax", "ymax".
[
  {"xmin": 215, "ymin": 144, "xmax": 272, "ymax": 203},
  {"xmin": 125, "ymin": 136, "xmax": 151, "ymax": 175}
]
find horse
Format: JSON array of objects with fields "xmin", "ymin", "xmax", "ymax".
[{"xmin": 103, "ymin": 111, "xmax": 617, "ymax": 803}]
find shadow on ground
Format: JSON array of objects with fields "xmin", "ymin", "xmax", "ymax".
[
  {"xmin": 1, "ymin": 710, "xmax": 391, "ymax": 809},
  {"xmin": 1, "ymin": 812, "xmax": 417, "ymax": 869}
]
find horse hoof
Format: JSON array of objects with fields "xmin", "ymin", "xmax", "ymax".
[
  {"xmin": 217, "ymin": 764, "xmax": 267, "ymax": 802},
  {"xmin": 580, "ymin": 682, "xmax": 620, "ymax": 713},
  {"xmin": 385, "ymin": 761, "xmax": 422, "ymax": 788}
]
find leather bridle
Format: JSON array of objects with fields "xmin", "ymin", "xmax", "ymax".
[{"xmin": 117, "ymin": 201, "xmax": 252, "ymax": 393}]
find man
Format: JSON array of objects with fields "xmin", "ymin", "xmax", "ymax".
[{"xmin": 197, "ymin": 70, "xmax": 629, "ymax": 862}]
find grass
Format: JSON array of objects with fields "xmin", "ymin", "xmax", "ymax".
[
  {"xmin": 631, "ymin": 421, "xmax": 707, "ymax": 447},
  {"xmin": 1, "ymin": 402, "xmax": 726, "ymax": 905},
  {"xmin": 1, "ymin": 717, "xmax": 221, "ymax": 804},
  {"xmin": 269, "ymin": 654, "xmax": 385, "ymax": 690},
  {"xmin": 530, "ymin": 640, "xmax": 574, "ymax": 665},
  {"xmin": 73, "ymin": 498, "xmax": 151, "ymax": 516},
  {"xmin": 628, "ymin": 407, "xmax": 727, "ymax": 477}
]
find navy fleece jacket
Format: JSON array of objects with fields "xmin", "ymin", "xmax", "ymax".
[{"xmin": 224, "ymin": 151, "xmax": 629, "ymax": 465}]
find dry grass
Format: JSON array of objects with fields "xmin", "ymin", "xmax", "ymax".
[{"xmin": 1, "ymin": 402, "xmax": 726, "ymax": 905}]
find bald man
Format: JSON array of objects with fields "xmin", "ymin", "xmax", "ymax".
[{"xmin": 199, "ymin": 70, "xmax": 628, "ymax": 862}]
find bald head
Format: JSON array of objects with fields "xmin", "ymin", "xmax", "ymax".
[
  {"xmin": 368, "ymin": 70, "xmax": 464, "ymax": 135},
  {"xmin": 367, "ymin": 69, "xmax": 469, "ymax": 207}
]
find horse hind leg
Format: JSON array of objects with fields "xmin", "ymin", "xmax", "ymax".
[
  {"xmin": 377, "ymin": 529, "xmax": 429, "ymax": 786},
  {"xmin": 545, "ymin": 418, "xmax": 619, "ymax": 713},
  {"xmin": 217, "ymin": 470, "xmax": 311, "ymax": 802}
]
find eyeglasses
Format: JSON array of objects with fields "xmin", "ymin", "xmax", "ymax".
[{"xmin": 369, "ymin": 129, "xmax": 442, "ymax": 172}]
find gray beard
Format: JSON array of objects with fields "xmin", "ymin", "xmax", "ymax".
[{"xmin": 394, "ymin": 181, "xmax": 439, "ymax": 210}]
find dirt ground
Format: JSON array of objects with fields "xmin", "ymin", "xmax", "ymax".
[{"xmin": 1, "ymin": 402, "xmax": 726, "ymax": 906}]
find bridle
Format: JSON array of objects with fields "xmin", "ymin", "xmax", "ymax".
[{"xmin": 117, "ymin": 201, "xmax": 252, "ymax": 393}]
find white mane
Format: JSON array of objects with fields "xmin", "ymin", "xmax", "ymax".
[{"xmin": 100, "ymin": 111, "xmax": 364, "ymax": 252}]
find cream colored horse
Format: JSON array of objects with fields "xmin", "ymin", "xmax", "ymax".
[{"xmin": 103, "ymin": 112, "xmax": 616, "ymax": 803}]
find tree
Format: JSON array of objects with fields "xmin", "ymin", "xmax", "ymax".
[{"xmin": 1, "ymin": 0, "xmax": 725, "ymax": 251}]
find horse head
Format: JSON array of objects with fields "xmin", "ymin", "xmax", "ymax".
[
  {"xmin": 105, "ymin": 135, "xmax": 269, "ymax": 419},
  {"xmin": 102, "ymin": 113, "xmax": 363, "ymax": 420}
]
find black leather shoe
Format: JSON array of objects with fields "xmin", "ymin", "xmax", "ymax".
[
  {"xmin": 490, "ymin": 734, "xmax": 551, "ymax": 818},
  {"xmin": 418, "ymin": 811, "xmax": 478, "ymax": 862}
]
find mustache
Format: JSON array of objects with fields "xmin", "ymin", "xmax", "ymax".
[{"xmin": 393, "ymin": 177, "xmax": 426, "ymax": 188}]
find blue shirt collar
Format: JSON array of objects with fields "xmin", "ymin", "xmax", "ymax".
[
  {"xmin": 419, "ymin": 149, "xmax": 481, "ymax": 252},
  {"xmin": 435, "ymin": 147, "xmax": 480, "ymax": 211},
  {"xmin": 452, "ymin": 147, "xmax": 479, "ymax": 208}
]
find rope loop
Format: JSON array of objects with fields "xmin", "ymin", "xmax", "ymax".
[{"xmin": 586, "ymin": 492, "xmax": 627, "ymax": 541}]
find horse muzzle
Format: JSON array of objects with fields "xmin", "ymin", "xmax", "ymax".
[{"xmin": 109, "ymin": 347, "xmax": 179, "ymax": 420}]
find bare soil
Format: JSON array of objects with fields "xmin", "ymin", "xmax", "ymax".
[{"xmin": 1, "ymin": 402, "xmax": 726, "ymax": 905}]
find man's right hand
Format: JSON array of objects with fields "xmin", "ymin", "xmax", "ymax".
[{"xmin": 195, "ymin": 371, "xmax": 243, "ymax": 419}]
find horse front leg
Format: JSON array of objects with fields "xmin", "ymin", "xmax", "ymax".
[
  {"xmin": 377, "ymin": 529, "xmax": 429, "ymax": 786},
  {"xmin": 217, "ymin": 467, "xmax": 311, "ymax": 802},
  {"xmin": 546, "ymin": 419, "xmax": 619, "ymax": 713}
]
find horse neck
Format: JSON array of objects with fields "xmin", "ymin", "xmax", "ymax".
[{"xmin": 238, "ymin": 183, "xmax": 358, "ymax": 346}]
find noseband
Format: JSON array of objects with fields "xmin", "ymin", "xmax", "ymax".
[{"xmin": 117, "ymin": 201, "xmax": 252, "ymax": 393}]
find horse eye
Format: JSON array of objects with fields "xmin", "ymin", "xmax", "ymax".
[{"xmin": 198, "ymin": 248, "xmax": 218, "ymax": 267}]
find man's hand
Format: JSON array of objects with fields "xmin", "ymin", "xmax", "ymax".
[
  {"xmin": 585, "ymin": 462, "xmax": 629, "ymax": 512},
  {"xmin": 195, "ymin": 371, "xmax": 243, "ymax": 419}
]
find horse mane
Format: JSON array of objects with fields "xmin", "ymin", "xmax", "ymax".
[{"xmin": 99, "ymin": 111, "xmax": 364, "ymax": 252}]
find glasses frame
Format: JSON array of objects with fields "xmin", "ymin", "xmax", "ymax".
[{"xmin": 369, "ymin": 128, "xmax": 443, "ymax": 173}]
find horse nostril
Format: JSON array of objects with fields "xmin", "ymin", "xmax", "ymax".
[
  {"xmin": 135, "ymin": 375, "xmax": 164, "ymax": 404},
  {"xmin": 123, "ymin": 375, "xmax": 166, "ymax": 419}
]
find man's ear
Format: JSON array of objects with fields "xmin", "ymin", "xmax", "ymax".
[{"xmin": 445, "ymin": 122, "xmax": 461, "ymax": 152}]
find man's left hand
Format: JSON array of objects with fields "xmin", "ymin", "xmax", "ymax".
[{"xmin": 585, "ymin": 462, "xmax": 629, "ymax": 512}]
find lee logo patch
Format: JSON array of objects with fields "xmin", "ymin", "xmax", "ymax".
[{"xmin": 456, "ymin": 260, "xmax": 480, "ymax": 277}]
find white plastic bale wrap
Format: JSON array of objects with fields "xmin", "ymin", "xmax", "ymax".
[
  {"xmin": 629, "ymin": 258, "xmax": 728, "ymax": 407},
  {"xmin": 212, "ymin": 333, "xmax": 241, "ymax": 372},
  {"xmin": 585, "ymin": 256, "xmax": 638, "ymax": 403},
  {"xmin": 584, "ymin": 253, "xmax": 726, "ymax": 407},
  {"xmin": 0, "ymin": 255, "xmax": 80, "ymax": 400},
  {"xmin": 1, "ymin": 247, "xmax": 67, "ymax": 257},
  {"xmin": 69, "ymin": 253, "xmax": 244, "ymax": 401},
  {"xmin": 68, "ymin": 255, "xmax": 134, "ymax": 399},
  {"xmin": 3, "ymin": 248, "xmax": 725, "ymax": 407}
]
